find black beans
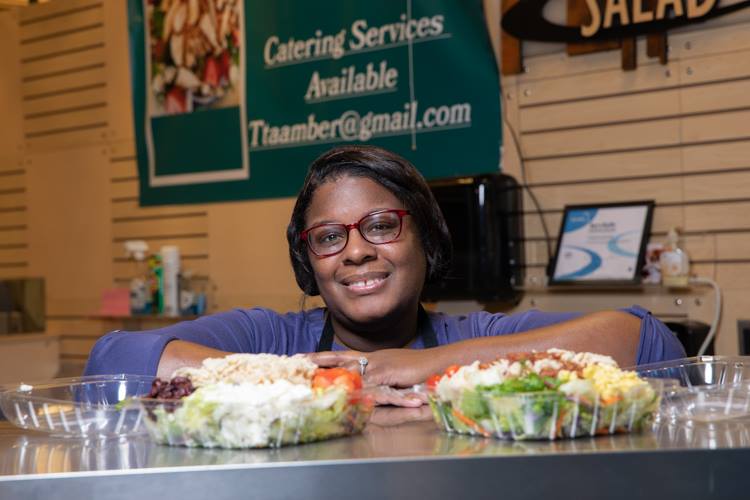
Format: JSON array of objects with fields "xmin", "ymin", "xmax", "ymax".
[
  {"xmin": 144, "ymin": 376, "xmax": 196, "ymax": 416},
  {"xmin": 147, "ymin": 376, "xmax": 195, "ymax": 400}
]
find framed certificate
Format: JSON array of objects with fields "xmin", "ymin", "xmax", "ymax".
[{"xmin": 549, "ymin": 201, "xmax": 654, "ymax": 285}]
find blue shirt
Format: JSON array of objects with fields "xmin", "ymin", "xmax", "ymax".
[{"xmin": 84, "ymin": 305, "xmax": 686, "ymax": 377}]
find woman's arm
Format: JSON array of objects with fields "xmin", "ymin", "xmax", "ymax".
[
  {"xmin": 84, "ymin": 308, "xmax": 280, "ymax": 377},
  {"xmin": 435, "ymin": 310, "xmax": 641, "ymax": 367},
  {"xmin": 310, "ymin": 310, "xmax": 642, "ymax": 388},
  {"xmin": 157, "ymin": 340, "xmax": 230, "ymax": 379}
]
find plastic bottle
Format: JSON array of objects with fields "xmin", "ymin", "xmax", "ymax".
[
  {"xmin": 179, "ymin": 271, "xmax": 195, "ymax": 316},
  {"xmin": 660, "ymin": 227, "xmax": 690, "ymax": 288},
  {"xmin": 124, "ymin": 240, "xmax": 151, "ymax": 315},
  {"xmin": 161, "ymin": 245, "xmax": 180, "ymax": 317}
]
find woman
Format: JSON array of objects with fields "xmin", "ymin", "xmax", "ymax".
[{"xmin": 85, "ymin": 145, "xmax": 685, "ymax": 404}]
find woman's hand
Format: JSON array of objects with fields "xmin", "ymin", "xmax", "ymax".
[
  {"xmin": 308, "ymin": 348, "xmax": 443, "ymax": 400},
  {"xmin": 364, "ymin": 386, "xmax": 427, "ymax": 407},
  {"xmin": 369, "ymin": 405, "xmax": 433, "ymax": 427}
]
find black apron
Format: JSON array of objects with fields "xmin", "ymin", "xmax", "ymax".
[{"xmin": 315, "ymin": 304, "xmax": 438, "ymax": 352}]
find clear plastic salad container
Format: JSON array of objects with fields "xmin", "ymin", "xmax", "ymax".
[
  {"xmin": 636, "ymin": 356, "xmax": 750, "ymax": 422},
  {"xmin": 426, "ymin": 350, "xmax": 664, "ymax": 441},
  {"xmin": 138, "ymin": 387, "xmax": 374, "ymax": 449},
  {"xmin": 428, "ymin": 380, "xmax": 663, "ymax": 441},
  {"xmin": 0, "ymin": 374, "xmax": 152, "ymax": 439},
  {"xmin": 635, "ymin": 356, "xmax": 750, "ymax": 386}
]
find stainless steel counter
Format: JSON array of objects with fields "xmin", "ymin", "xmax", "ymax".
[{"xmin": 1, "ymin": 408, "xmax": 749, "ymax": 500}]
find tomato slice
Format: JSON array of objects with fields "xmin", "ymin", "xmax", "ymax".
[
  {"xmin": 312, "ymin": 368, "xmax": 362, "ymax": 392},
  {"xmin": 426, "ymin": 374, "xmax": 442, "ymax": 390},
  {"xmin": 311, "ymin": 373, "xmax": 332, "ymax": 390},
  {"xmin": 219, "ymin": 50, "xmax": 231, "ymax": 81},
  {"xmin": 165, "ymin": 87, "xmax": 187, "ymax": 114},
  {"xmin": 203, "ymin": 57, "xmax": 220, "ymax": 88},
  {"xmin": 444, "ymin": 365, "xmax": 461, "ymax": 377}
]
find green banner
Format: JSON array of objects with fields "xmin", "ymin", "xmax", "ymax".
[{"xmin": 128, "ymin": 0, "xmax": 501, "ymax": 205}]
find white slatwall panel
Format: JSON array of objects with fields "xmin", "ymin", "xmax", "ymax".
[
  {"xmin": 508, "ymin": 21, "xmax": 750, "ymax": 284},
  {"xmin": 108, "ymin": 143, "xmax": 211, "ymax": 288},
  {"xmin": 13, "ymin": 1, "xmax": 108, "ymax": 370},
  {"xmin": 500, "ymin": 17, "xmax": 750, "ymax": 355},
  {"xmin": 0, "ymin": 168, "xmax": 28, "ymax": 278},
  {"xmin": 12, "ymin": 0, "xmax": 211, "ymax": 371},
  {"xmin": 18, "ymin": 1, "xmax": 108, "ymax": 152},
  {"xmin": 0, "ymin": 9, "xmax": 29, "ymax": 278}
]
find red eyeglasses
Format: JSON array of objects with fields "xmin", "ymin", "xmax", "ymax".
[{"xmin": 301, "ymin": 209, "xmax": 411, "ymax": 257}]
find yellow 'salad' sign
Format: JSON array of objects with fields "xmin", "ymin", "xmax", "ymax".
[
  {"xmin": 502, "ymin": 0, "xmax": 750, "ymax": 42},
  {"xmin": 582, "ymin": 0, "xmax": 715, "ymax": 37}
]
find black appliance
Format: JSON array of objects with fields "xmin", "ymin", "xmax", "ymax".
[
  {"xmin": 664, "ymin": 320, "xmax": 713, "ymax": 357},
  {"xmin": 422, "ymin": 173, "xmax": 523, "ymax": 303},
  {"xmin": 737, "ymin": 320, "xmax": 750, "ymax": 355}
]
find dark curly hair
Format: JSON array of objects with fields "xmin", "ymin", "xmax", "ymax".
[{"xmin": 287, "ymin": 145, "xmax": 452, "ymax": 296}]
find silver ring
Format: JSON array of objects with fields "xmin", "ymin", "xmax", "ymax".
[{"xmin": 358, "ymin": 356, "xmax": 369, "ymax": 376}]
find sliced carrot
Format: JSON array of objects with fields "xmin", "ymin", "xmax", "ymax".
[
  {"xmin": 601, "ymin": 395, "xmax": 622, "ymax": 406},
  {"xmin": 451, "ymin": 408, "xmax": 490, "ymax": 437},
  {"xmin": 555, "ymin": 413, "xmax": 565, "ymax": 437},
  {"xmin": 578, "ymin": 395, "xmax": 593, "ymax": 407}
]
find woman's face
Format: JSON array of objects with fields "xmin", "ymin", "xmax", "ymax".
[{"xmin": 304, "ymin": 175, "xmax": 427, "ymax": 328}]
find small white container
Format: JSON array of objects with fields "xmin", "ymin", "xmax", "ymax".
[{"xmin": 660, "ymin": 227, "xmax": 689, "ymax": 288}]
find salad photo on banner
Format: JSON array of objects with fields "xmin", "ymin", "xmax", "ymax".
[
  {"xmin": 128, "ymin": 0, "xmax": 501, "ymax": 205},
  {"xmin": 138, "ymin": 0, "xmax": 248, "ymax": 193}
]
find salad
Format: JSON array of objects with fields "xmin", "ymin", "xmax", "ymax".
[
  {"xmin": 427, "ymin": 349, "xmax": 661, "ymax": 440},
  {"xmin": 141, "ymin": 353, "xmax": 373, "ymax": 448},
  {"xmin": 147, "ymin": 0, "xmax": 241, "ymax": 114}
]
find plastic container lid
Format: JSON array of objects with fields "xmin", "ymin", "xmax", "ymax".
[
  {"xmin": 0, "ymin": 374, "xmax": 153, "ymax": 439},
  {"xmin": 637, "ymin": 356, "xmax": 750, "ymax": 422}
]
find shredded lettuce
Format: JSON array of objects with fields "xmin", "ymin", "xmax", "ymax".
[{"xmin": 144, "ymin": 385, "xmax": 367, "ymax": 448}]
